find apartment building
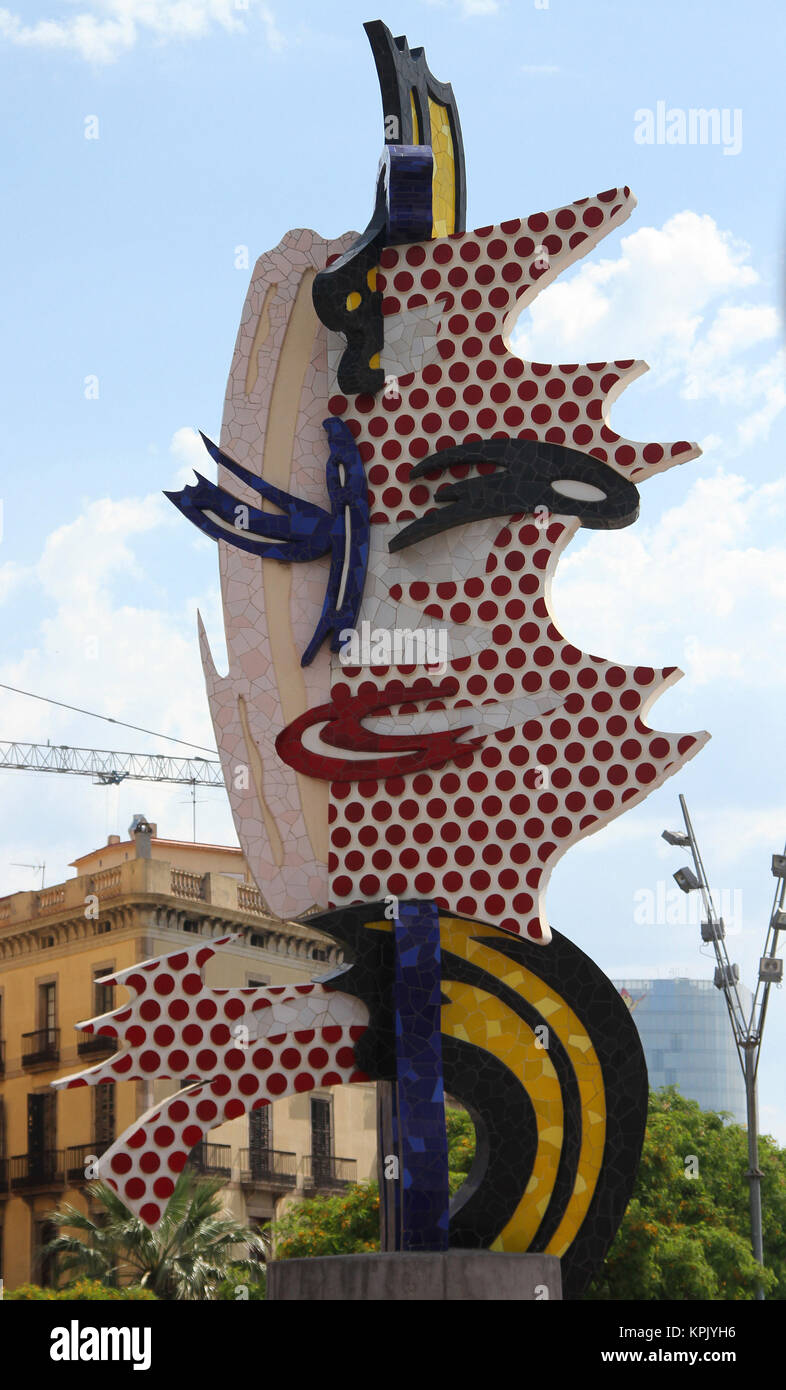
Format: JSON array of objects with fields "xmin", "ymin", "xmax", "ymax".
[{"xmin": 0, "ymin": 817, "xmax": 377, "ymax": 1289}]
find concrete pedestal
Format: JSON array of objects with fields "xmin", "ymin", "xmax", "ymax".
[{"xmin": 267, "ymin": 1251, "xmax": 562, "ymax": 1301}]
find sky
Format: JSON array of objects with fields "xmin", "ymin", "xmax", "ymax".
[{"xmin": 0, "ymin": 0, "xmax": 785, "ymax": 1138}]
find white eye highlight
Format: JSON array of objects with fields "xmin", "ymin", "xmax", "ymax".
[{"xmin": 550, "ymin": 478, "xmax": 607, "ymax": 502}]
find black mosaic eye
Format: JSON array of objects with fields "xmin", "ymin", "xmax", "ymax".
[{"xmin": 390, "ymin": 438, "xmax": 640, "ymax": 552}]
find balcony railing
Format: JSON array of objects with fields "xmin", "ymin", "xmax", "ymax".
[
  {"xmin": 77, "ymin": 1031, "xmax": 118, "ymax": 1058},
  {"xmin": 22, "ymin": 1028, "xmax": 60, "ymax": 1067},
  {"xmin": 237, "ymin": 883, "xmax": 268, "ymax": 915},
  {"xmin": 187, "ymin": 1142, "xmax": 232, "ymax": 1178},
  {"xmin": 239, "ymin": 1148, "xmax": 297, "ymax": 1188},
  {"xmin": 65, "ymin": 1142, "xmax": 111, "ymax": 1184},
  {"xmin": 9, "ymin": 1150, "xmax": 65, "ymax": 1190},
  {"xmin": 171, "ymin": 868, "xmax": 206, "ymax": 902},
  {"xmin": 302, "ymin": 1155, "xmax": 357, "ymax": 1188}
]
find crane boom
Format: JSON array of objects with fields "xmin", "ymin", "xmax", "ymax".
[{"xmin": 0, "ymin": 741, "xmax": 223, "ymax": 787}]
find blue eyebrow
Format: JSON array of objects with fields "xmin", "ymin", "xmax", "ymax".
[{"xmin": 164, "ymin": 418, "xmax": 369, "ymax": 666}]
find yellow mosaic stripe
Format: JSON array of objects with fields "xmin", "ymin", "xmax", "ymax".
[
  {"xmin": 441, "ymin": 979, "xmax": 562, "ymax": 1251},
  {"xmin": 438, "ymin": 917, "xmax": 606, "ymax": 1258},
  {"xmin": 427, "ymin": 98, "xmax": 456, "ymax": 238}
]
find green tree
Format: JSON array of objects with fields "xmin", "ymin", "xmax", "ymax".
[
  {"xmin": 586, "ymin": 1087, "xmax": 786, "ymax": 1300},
  {"xmin": 44, "ymin": 1169, "xmax": 267, "ymax": 1300},
  {"xmin": 272, "ymin": 1110, "xmax": 478, "ymax": 1257},
  {"xmin": 214, "ymin": 1262, "xmax": 267, "ymax": 1301},
  {"xmin": 447, "ymin": 1106, "xmax": 476, "ymax": 1194},
  {"xmin": 5, "ymin": 1279, "xmax": 156, "ymax": 1301},
  {"xmin": 273, "ymin": 1182, "xmax": 380, "ymax": 1260},
  {"xmin": 267, "ymin": 1091, "xmax": 786, "ymax": 1300}
]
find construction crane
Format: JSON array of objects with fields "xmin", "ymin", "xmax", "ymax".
[{"xmin": 0, "ymin": 742, "xmax": 223, "ymax": 787}]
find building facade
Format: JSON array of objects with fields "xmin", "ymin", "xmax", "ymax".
[
  {"xmin": 614, "ymin": 976, "xmax": 749, "ymax": 1124},
  {"xmin": 0, "ymin": 819, "xmax": 377, "ymax": 1290}
]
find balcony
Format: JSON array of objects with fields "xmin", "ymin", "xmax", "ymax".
[
  {"xmin": 77, "ymin": 1031, "xmax": 118, "ymax": 1058},
  {"xmin": 0, "ymin": 1157, "xmax": 8, "ymax": 1196},
  {"xmin": 65, "ymin": 1142, "xmax": 111, "ymax": 1184},
  {"xmin": 187, "ymin": 1142, "xmax": 232, "ymax": 1179},
  {"xmin": 9, "ymin": 1150, "xmax": 65, "ymax": 1191},
  {"xmin": 22, "ymin": 1028, "xmax": 60, "ymax": 1068},
  {"xmin": 302, "ymin": 1155, "xmax": 357, "ymax": 1189},
  {"xmin": 0, "ymin": 1038, "xmax": 5, "ymax": 1075},
  {"xmin": 239, "ymin": 1148, "xmax": 297, "ymax": 1189}
]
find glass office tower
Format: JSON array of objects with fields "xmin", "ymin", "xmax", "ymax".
[{"xmin": 612, "ymin": 976, "xmax": 750, "ymax": 1124}]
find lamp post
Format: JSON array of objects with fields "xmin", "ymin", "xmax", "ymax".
[{"xmin": 662, "ymin": 794, "xmax": 784, "ymax": 1301}]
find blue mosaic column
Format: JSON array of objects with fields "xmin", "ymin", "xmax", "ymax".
[{"xmin": 392, "ymin": 899, "xmax": 450, "ymax": 1251}]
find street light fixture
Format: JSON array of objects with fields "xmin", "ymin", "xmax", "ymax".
[
  {"xmin": 662, "ymin": 829, "xmax": 691, "ymax": 847},
  {"xmin": 661, "ymin": 794, "xmax": 784, "ymax": 1301},
  {"xmin": 673, "ymin": 865, "xmax": 700, "ymax": 893}
]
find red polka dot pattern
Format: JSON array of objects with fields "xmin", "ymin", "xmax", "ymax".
[
  {"xmin": 325, "ymin": 194, "xmax": 704, "ymax": 941},
  {"xmin": 54, "ymin": 937, "xmax": 369, "ymax": 1229}
]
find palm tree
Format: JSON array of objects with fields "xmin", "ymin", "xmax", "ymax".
[{"xmin": 43, "ymin": 1169, "xmax": 269, "ymax": 1299}]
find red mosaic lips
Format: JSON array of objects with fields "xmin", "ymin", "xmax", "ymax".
[{"xmin": 275, "ymin": 678, "xmax": 486, "ymax": 781}]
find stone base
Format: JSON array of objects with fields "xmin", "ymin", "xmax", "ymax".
[{"xmin": 267, "ymin": 1251, "xmax": 562, "ymax": 1301}]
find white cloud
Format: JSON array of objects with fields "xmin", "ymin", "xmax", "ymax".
[
  {"xmin": 0, "ymin": 0, "xmax": 283, "ymax": 63},
  {"xmin": 512, "ymin": 211, "xmax": 784, "ymax": 453},
  {"xmin": 169, "ymin": 424, "xmax": 209, "ymax": 489},
  {"xmin": 0, "ymin": 434, "xmax": 236, "ymax": 888},
  {"xmin": 550, "ymin": 469, "xmax": 786, "ymax": 694}
]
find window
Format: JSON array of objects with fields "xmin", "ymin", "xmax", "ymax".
[
  {"xmin": 311, "ymin": 948, "xmax": 328, "ymax": 963},
  {"xmin": 94, "ymin": 1084, "xmax": 115, "ymax": 1149},
  {"xmin": 27, "ymin": 1092, "xmax": 57, "ymax": 1176},
  {"xmin": 311, "ymin": 1097, "xmax": 332, "ymax": 1183},
  {"xmin": 183, "ymin": 919, "xmax": 200, "ymax": 935},
  {"xmin": 94, "ymin": 970, "xmax": 114, "ymax": 1018},
  {"xmin": 38, "ymin": 983, "xmax": 57, "ymax": 1044},
  {"xmin": 249, "ymin": 1107, "xmax": 271, "ymax": 1179},
  {"xmin": 250, "ymin": 933, "xmax": 269, "ymax": 949}
]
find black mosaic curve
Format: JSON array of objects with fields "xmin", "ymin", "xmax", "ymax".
[
  {"xmin": 482, "ymin": 929, "xmax": 648, "ymax": 1299},
  {"xmin": 438, "ymin": 943, "xmax": 582, "ymax": 1256},
  {"xmin": 442, "ymin": 1034, "xmax": 537, "ymax": 1248},
  {"xmin": 390, "ymin": 437, "xmax": 640, "ymax": 552},
  {"xmin": 306, "ymin": 902, "xmax": 648, "ymax": 1299}
]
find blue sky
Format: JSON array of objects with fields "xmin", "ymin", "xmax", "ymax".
[{"xmin": 1, "ymin": 0, "xmax": 785, "ymax": 1138}]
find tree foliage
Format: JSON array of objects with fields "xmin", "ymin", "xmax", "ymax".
[
  {"xmin": 270, "ymin": 1092, "xmax": 786, "ymax": 1300},
  {"xmin": 447, "ymin": 1107, "xmax": 476, "ymax": 1193},
  {"xmin": 5, "ymin": 1279, "xmax": 156, "ymax": 1301},
  {"xmin": 271, "ymin": 1110, "xmax": 476, "ymax": 1260},
  {"xmin": 44, "ymin": 1169, "xmax": 267, "ymax": 1300},
  {"xmin": 585, "ymin": 1087, "xmax": 786, "ymax": 1300},
  {"xmin": 272, "ymin": 1182, "xmax": 380, "ymax": 1260}
]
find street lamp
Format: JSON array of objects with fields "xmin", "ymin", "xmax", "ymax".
[
  {"xmin": 673, "ymin": 866, "xmax": 700, "ymax": 894},
  {"xmin": 661, "ymin": 793, "xmax": 784, "ymax": 1301},
  {"xmin": 662, "ymin": 829, "xmax": 691, "ymax": 848}
]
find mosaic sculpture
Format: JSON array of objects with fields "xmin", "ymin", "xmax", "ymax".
[{"xmin": 57, "ymin": 19, "xmax": 706, "ymax": 1298}]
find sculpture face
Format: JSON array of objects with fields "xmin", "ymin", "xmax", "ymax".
[
  {"xmin": 59, "ymin": 18, "xmax": 707, "ymax": 1295},
  {"xmin": 184, "ymin": 194, "xmax": 705, "ymax": 940}
]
